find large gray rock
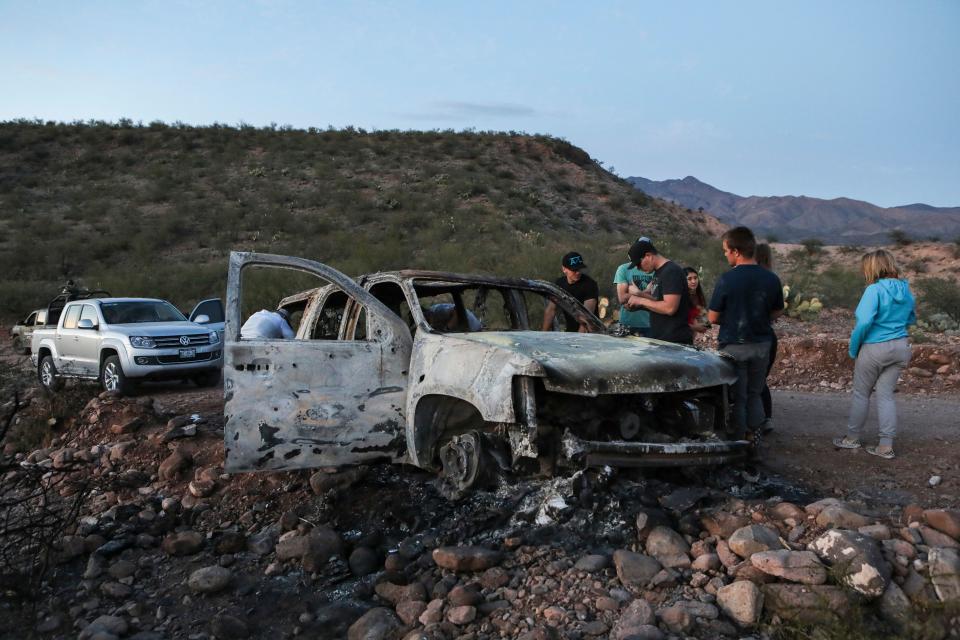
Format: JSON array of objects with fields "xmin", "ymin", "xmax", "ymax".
[
  {"xmin": 609, "ymin": 599, "xmax": 656, "ymax": 639},
  {"xmin": 762, "ymin": 584, "xmax": 852, "ymax": 624},
  {"xmin": 644, "ymin": 526, "xmax": 691, "ymax": 568},
  {"xmin": 188, "ymin": 566, "xmax": 233, "ymax": 593},
  {"xmin": 809, "ymin": 529, "xmax": 891, "ymax": 598},
  {"xmin": 716, "ymin": 581, "xmax": 763, "ymax": 627},
  {"xmin": 878, "ymin": 581, "xmax": 911, "ymax": 625},
  {"xmin": 347, "ymin": 607, "xmax": 402, "ymax": 640},
  {"xmin": 432, "ymin": 546, "xmax": 501, "ymax": 571},
  {"xmin": 727, "ymin": 524, "xmax": 783, "ymax": 559},
  {"xmin": 574, "ymin": 554, "xmax": 608, "ymax": 572},
  {"xmin": 815, "ymin": 505, "xmax": 871, "ymax": 529},
  {"xmin": 79, "ymin": 616, "xmax": 128, "ymax": 640},
  {"xmin": 928, "ymin": 547, "xmax": 960, "ymax": 602},
  {"xmin": 750, "ymin": 550, "xmax": 827, "ymax": 584},
  {"xmin": 613, "ymin": 550, "xmax": 662, "ymax": 588}
]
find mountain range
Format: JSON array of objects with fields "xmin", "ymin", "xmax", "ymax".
[{"xmin": 627, "ymin": 175, "xmax": 960, "ymax": 245}]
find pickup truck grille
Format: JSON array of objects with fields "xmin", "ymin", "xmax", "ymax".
[{"xmin": 153, "ymin": 334, "xmax": 211, "ymax": 348}]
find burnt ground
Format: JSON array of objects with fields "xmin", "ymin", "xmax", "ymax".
[{"xmin": 2, "ymin": 331, "xmax": 959, "ymax": 640}]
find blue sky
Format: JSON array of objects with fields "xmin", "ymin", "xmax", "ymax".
[{"xmin": 2, "ymin": 0, "xmax": 958, "ymax": 207}]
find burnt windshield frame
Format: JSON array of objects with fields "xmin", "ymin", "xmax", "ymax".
[{"xmin": 408, "ymin": 277, "xmax": 603, "ymax": 333}]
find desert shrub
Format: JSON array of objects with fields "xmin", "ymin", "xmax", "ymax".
[
  {"xmin": 916, "ymin": 277, "xmax": 960, "ymax": 323},
  {"xmin": 889, "ymin": 229, "xmax": 912, "ymax": 246},
  {"xmin": 800, "ymin": 238, "xmax": 824, "ymax": 255}
]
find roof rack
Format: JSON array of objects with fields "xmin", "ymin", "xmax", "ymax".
[{"xmin": 46, "ymin": 287, "xmax": 112, "ymax": 327}]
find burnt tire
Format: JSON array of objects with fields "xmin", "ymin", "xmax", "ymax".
[
  {"xmin": 100, "ymin": 355, "xmax": 132, "ymax": 395},
  {"xmin": 38, "ymin": 355, "xmax": 62, "ymax": 392},
  {"xmin": 192, "ymin": 369, "xmax": 221, "ymax": 388},
  {"xmin": 438, "ymin": 431, "xmax": 492, "ymax": 493}
]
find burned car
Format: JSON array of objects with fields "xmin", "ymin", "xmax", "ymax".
[{"xmin": 224, "ymin": 252, "xmax": 746, "ymax": 490}]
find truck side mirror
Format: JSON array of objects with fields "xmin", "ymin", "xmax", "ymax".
[
  {"xmin": 77, "ymin": 319, "xmax": 98, "ymax": 330},
  {"xmin": 194, "ymin": 314, "xmax": 210, "ymax": 324}
]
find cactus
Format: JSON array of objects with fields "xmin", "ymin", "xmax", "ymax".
[{"xmin": 783, "ymin": 287, "xmax": 824, "ymax": 321}]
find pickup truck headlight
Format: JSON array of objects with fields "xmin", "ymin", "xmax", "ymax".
[
  {"xmin": 130, "ymin": 336, "xmax": 156, "ymax": 348},
  {"xmin": 209, "ymin": 331, "xmax": 220, "ymax": 344}
]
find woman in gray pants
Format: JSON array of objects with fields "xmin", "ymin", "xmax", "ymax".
[{"xmin": 833, "ymin": 250, "xmax": 915, "ymax": 459}]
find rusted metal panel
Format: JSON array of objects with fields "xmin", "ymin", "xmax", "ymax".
[
  {"xmin": 405, "ymin": 332, "xmax": 545, "ymax": 467},
  {"xmin": 224, "ymin": 252, "xmax": 412, "ymax": 472}
]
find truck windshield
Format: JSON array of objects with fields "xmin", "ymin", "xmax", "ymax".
[{"xmin": 100, "ymin": 301, "xmax": 187, "ymax": 324}]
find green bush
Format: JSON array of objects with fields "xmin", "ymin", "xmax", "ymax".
[{"xmin": 916, "ymin": 277, "xmax": 960, "ymax": 323}]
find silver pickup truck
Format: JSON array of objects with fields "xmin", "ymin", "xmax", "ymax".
[
  {"xmin": 224, "ymin": 252, "xmax": 746, "ymax": 491},
  {"xmin": 32, "ymin": 297, "xmax": 223, "ymax": 395}
]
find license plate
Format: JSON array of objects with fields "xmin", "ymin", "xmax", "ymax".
[{"xmin": 179, "ymin": 348, "xmax": 196, "ymax": 359}]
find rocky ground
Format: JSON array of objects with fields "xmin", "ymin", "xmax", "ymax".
[{"xmin": 1, "ymin": 324, "xmax": 959, "ymax": 640}]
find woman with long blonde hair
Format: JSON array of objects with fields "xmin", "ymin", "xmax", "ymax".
[{"xmin": 833, "ymin": 249, "xmax": 915, "ymax": 459}]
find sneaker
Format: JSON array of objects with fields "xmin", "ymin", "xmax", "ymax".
[
  {"xmin": 760, "ymin": 418, "xmax": 774, "ymax": 434},
  {"xmin": 832, "ymin": 436, "xmax": 861, "ymax": 449},
  {"xmin": 866, "ymin": 445, "xmax": 895, "ymax": 459}
]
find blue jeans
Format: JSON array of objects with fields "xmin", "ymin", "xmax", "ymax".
[{"xmin": 721, "ymin": 342, "xmax": 771, "ymax": 439}]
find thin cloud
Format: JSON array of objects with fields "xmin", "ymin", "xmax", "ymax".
[{"xmin": 401, "ymin": 101, "xmax": 539, "ymax": 121}]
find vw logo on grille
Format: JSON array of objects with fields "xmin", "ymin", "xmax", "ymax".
[{"xmin": 179, "ymin": 335, "xmax": 191, "ymax": 346}]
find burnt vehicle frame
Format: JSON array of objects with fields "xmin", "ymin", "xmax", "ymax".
[{"xmin": 224, "ymin": 252, "xmax": 747, "ymax": 490}]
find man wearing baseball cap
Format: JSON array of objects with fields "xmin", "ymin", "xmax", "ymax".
[
  {"xmin": 542, "ymin": 251, "xmax": 599, "ymax": 332},
  {"xmin": 614, "ymin": 236, "xmax": 656, "ymax": 336},
  {"xmin": 623, "ymin": 239, "xmax": 693, "ymax": 344}
]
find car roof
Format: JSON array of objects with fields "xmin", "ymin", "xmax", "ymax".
[{"xmin": 81, "ymin": 298, "xmax": 170, "ymax": 304}]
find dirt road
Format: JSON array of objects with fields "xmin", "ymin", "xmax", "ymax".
[{"xmin": 764, "ymin": 390, "xmax": 960, "ymax": 512}]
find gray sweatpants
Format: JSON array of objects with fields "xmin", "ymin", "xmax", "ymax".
[{"xmin": 847, "ymin": 338, "xmax": 911, "ymax": 447}]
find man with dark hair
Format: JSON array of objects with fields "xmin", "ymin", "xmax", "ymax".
[
  {"xmin": 708, "ymin": 226, "xmax": 785, "ymax": 440},
  {"xmin": 543, "ymin": 251, "xmax": 599, "ymax": 332},
  {"xmin": 623, "ymin": 240, "xmax": 693, "ymax": 344},
  {"xmin": 614, "ymin": 236, "xmax": 656, "ymax": 336}
]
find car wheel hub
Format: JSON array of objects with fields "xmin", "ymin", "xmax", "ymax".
[
  {"xmin": 103, "ymin": 363, "xmax": 119, "ymax": 390},
  {"xmin": 439, "ymin": 432, "xmax": 485, "ymax": 492},
  {"xmin": 41, "ymin": 362, "xmax": 54, "ymax": 386}
]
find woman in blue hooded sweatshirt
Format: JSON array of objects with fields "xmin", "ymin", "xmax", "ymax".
[{"xmin": 833, "ymin": 249, "xmax": 915, "ymax": 459}]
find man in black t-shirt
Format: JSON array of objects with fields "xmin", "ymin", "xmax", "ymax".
[
  {"xmin": 542, "ymin": 251, "xmax": 599, "ymax": 332},
  {"xmin": 708, "ymin": 226, "xmax": 785, "ymax": 439},
  {"xmin": 623, "ymin": 240, "xmax": 693, "ymax": 344}
]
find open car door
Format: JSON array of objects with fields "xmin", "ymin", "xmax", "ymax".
[
  {"xmin": 189, "ymin": 298, "xmax": 225, "ymax": 343},
  {"xmin": 223, "ymin": 252, "xmax": 412, "ymax": 472}
]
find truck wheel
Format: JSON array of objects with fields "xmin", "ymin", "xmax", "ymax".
[
  {"xmin": 38, "ymin": 356, "xmax": 62, "ymax": 392},
  {"xmin": 101, "ymin": 356, "xmax": 132, "ymax": 395},
  {"xmin": 438, "ymin": 431, "xmax": 492, "ymax": 493},
  {"xmin": 192, "ymin": 369, "xmax": 221, "ymax": 388}
]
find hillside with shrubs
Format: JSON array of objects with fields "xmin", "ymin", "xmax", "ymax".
[{"xmin": 0, "ymin": 120, "xmax": 723, "ymax": 319}]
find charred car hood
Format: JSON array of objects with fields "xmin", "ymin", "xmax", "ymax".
[{"xmin": 451, "ymin": 331, "xmax": 736, "ymax": 396}]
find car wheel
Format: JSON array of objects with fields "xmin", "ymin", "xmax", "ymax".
[
  {"xmin": 38, "ymin": 355, "xmax": 62, "ymax": 392},
  {"xmin": 192, "ymin": 369, "xmax": 221, "ymax": 388},
  {"xmin": 101, "ymin": 355, "xmax": 132, "ymax": 395},
  {"xmin": 438, "ymin": 431, "xmax": 492, "ymax": 493}
]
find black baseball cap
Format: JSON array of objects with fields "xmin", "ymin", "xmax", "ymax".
[
  {"xmin": 562, "ymin": 251, "xmax": 587, "ymax": 270},
  {"xmin": 628, "ymin": 239, "xmax": 658, "ymax": 268}
]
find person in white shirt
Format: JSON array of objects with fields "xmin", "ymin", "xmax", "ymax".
[{"xmin": 240, "ymin": 308, "xmax": 295, "ymax": 340}]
